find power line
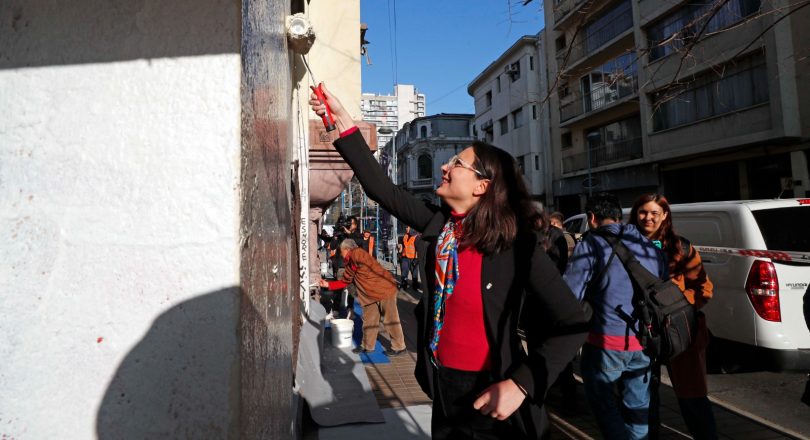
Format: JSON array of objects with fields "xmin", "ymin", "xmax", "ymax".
[{"xmin": 428, "ymin": 81, "xmax": 470, "ymax": 106}]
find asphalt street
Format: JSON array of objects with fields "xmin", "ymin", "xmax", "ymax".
[{"xmin": 658, "ymin": 368, "xmax": 810, "ymax": 439}]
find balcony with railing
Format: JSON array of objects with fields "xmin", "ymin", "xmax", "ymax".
[
  {"xmin": 561, "ymin": 137, "xmax": 643, "ymax": 174},
  {"xmin": 560, "ymin": 73, "xmax": 638, "ymax": 123},
  {"xmin": 556, "ymin": 0, "xmax": 633, "ymax": 69},
  {"xmin": 409, "ymin": 178, "xmax": 434, "ymax": 189},
  {"xmin": 553, "ymin": 0, "xmax": 589, "ymax": 27}
]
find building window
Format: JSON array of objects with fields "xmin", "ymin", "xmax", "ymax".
[
  {"xmin": 532, "ymin": 105, "xmax": 537, "ymax": 119},
  {"xmin": 420, "ymin": 126, "xmax": 428, "ymax": 138},
  {"xmin": 485, "ymin": 91, "xmax": 492, "ymax": 108},
  {"xmin": 580, "ymin": 51, "xmax": 638, "ymax": 113},
  {"xmin": 555, "ymin": 35, "xmax": 566, "ymax": 53},
  {"xmin": 534, "ymin": 155, "xmax": 540, "ymax": 171},
  {"xmin": 496, "ymin": 76, "xmax": 502, "ymax": 93},
  {"xmin": 583, "ymin": 0, "xmax": 633, "ymax": 55},
  {"xmin": 561, "ymin": 132, "xmax": 573, "ymax": 149},
  {"xmin": 499, "ymin": 117, "xmax": 508, "ymax": 135},
  {"xmin": 581, "ymin": 116, "xmax": 643, "ymax": 168},
  {"xmin": 481, "ymin": 120, "xmax": 494, "ymax": 143},
  {"xmin": 517, "ymin": 155, "xmax": 526, "ymax": 174},
  {"xmin": 507, "ymin": 61, "xmax": 521, "ymax": 82},
  {"xmin": 417, "ymin": 154, "xmax": 432, "ymax": 179},
  {"xmin": 559, "ymin": 83, "xmax": 570, "ymax": 98},
  {"xmin": 530, "ymin": 56, "xmax": 534, "ymax": 70},
  {"xmin": 651, "ymin": 52, "xmax": 768, "ymax": 131},
  {"xmin": 512, "ymin": 108, "xmax": 525, "ymax": 129},
  {"xmin": 647, "ymin": 0, "xmax": 761, "ymax": 62}
]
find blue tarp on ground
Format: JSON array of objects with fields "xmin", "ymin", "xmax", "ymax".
[{"xmin": 353, "ymin": 301, "xmax": 390, "ymax": 364}]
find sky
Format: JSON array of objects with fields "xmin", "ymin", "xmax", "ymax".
[{"xmin": 360, "ymin": 1, "xmax": 546, "ymax": 115}]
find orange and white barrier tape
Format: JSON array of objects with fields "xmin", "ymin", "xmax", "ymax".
[{"xmin": 695, "ymin": 245, "xmax": 810, "ymax": 264}]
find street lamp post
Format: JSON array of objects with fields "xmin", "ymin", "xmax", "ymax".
[{"xmin": 378, "ymin": 127, "xmax": 398, "ymax": 272}]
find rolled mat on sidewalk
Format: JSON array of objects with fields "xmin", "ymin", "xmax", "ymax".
[{"xmin": 295, "ymin": 300, "xmax": 384, "ymax": 426}]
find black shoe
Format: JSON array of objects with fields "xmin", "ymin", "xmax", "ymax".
[
  {"xmin": 352, "ymin": 347, "xmax": 372, "ymax": 354},
  {"xmin": 384, "ymin": 348, "xmax": 406, "ymax": 356}
]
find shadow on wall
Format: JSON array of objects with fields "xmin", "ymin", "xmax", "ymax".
[
  {"xmin": 0, "ymin": 0, "xmax": 239, "ymax": 69},
  {"xmin": 96, "ymin": 287, "xmax": 241, "ymax": 439}
]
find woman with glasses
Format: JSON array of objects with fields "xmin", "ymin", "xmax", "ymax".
[
  {"xmin": 311, "ymin": 86, "xmax": 588, "ymax": 440},
  {"xmin": 628, "ymin": 194, "xmax": 717, "ymax": 440}
]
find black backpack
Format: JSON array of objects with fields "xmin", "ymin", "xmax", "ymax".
[{"xmin": 593, "ymin": 229, "xmax": 697, "ymax": 362}]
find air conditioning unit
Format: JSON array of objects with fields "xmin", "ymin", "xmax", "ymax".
[{"xmin": 504, "ymin": 64, "xmax": 519, "ymax": 74}]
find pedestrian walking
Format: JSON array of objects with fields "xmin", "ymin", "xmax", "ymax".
[
  {"xmin": 629, "ymin": 193, "xmax": 718, "ymax": 439},
  {"xmin": 311, "ymin": 85, "xmax": 588, "ymax": 440},
  {"xmin": 549, "ymin": 211, "xmax": 576, "ymax": 257},
  {"xmin": 530, "ymin": 210, "xmax": 569, "ymax": 274},
  {"xmin": 320, "ymin": 239, "xmax": 406, "ymax": 355},
  {"xmin": 563, "ymin": 193, "xmax": 667, "ymax": 440}
]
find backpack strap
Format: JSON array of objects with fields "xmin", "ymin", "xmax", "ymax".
[
  {"xmin": 585, "ymin": 229, "xmax": 620, "ymax": 294},
  {"xmin": 592, "ymin": 229, "xmax": 662, "ymax": 291}
]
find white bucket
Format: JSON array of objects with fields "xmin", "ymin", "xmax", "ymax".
[{"xmin": 330, "ymin": 319, "xmax": 354, "ymax": 348}]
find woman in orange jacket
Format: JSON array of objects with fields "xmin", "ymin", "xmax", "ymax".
[{"xmin": 629, "ymin": 193, "xmax": 717, "ymax": 440}]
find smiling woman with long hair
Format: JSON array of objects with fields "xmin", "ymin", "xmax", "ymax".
[
  {"xmin": 629, "ymin": 193, "xmax": 717, "ymax": 440},
  {"xmin": 311, "ymin": 86, "xmax": 588, "ymax": 440}
]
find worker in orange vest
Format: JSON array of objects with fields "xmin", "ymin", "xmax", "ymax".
[
  {"xmin": 397, "ymin": 225, "xmax": 420, "ymax": 290},
  {"xmin": 361, "ymin": 230, "xmax": 376, "ymax": 258}
]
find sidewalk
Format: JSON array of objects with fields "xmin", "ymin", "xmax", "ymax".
[{"xmin": 311, "ymin": 283, "xmax": 798, "ymax": 439}]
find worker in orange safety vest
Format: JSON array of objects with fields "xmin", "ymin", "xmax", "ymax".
[{"xmin": 397, "ymin": 225, "xmax": 420, "ymax": 290}]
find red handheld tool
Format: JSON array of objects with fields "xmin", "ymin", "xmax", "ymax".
[{"xmin": 301, "ymin": 56, "xmax": 336, "ymax": 132}]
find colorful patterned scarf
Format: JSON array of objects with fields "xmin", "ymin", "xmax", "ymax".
[{"xmin": 429, "ymin": 217, "xmax": 461, "ymax": 364}]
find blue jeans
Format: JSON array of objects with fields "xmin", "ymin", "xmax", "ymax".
[{"xmin": 581, "ymin": 344, "xmax": 651, "ymax": 440}]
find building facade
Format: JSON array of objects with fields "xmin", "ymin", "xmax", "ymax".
[
  {"xmin": 361, "ymin": 84, "xmax": 426, "ymax": 149},
  {"xmin": 544, "ymin": 0, "xmax": 810, "ymax": 215},
  {"xmin": 468, "ymin": 32, "xmax": 554, "ymax": 207}
]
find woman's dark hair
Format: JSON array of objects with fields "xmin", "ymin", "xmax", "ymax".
[
  {"xmin": 529, "ymin": 210, "xmax": 552, "ymax": 251},
  {"xmin": 463, "ymin": 141, "xmax": 537, "ymax": 254},
  {"xmin": 628, "ymin": 193, "xmax": 683, "ymax": 270}
]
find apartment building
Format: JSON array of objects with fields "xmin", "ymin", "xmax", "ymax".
[
  {"xmin": 468, "ymin": 32, "xmax": 554, "ymax": 207},
  {"xmin": 543, "ymin": 0, "xmax": 810, "ymax": 215},
  {"xmin": 386, "ymin": 113, "xmax": 475, "ymax": 206},
  {"xmin": 361, "ymin": 84, "xmax": 426, "ymax": 149}
]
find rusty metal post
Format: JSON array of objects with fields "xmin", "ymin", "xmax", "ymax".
[{"xmin": 240, "ymin": 0, "xmax": 296, "ymax": 437}]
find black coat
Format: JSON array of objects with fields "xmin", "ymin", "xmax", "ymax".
[{"xmin": 333, "ymin": 131, "xmax": 588, "ymax": 438}]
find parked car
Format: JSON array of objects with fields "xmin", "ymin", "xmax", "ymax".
[
  {"xmin": 563, "ymin": 199, "xmax": 810, "ymax": 371},
  {"xmin": 562, "ymin": 212, "xmax": 588, "ymax": 240}
]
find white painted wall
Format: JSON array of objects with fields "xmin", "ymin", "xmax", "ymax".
[{"xmin": 0, "ymin": 1, "xmax": 241, "ymax": 437}]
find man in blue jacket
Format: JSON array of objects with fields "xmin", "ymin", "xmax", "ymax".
[{"xmin": 563, "ymin": 193, "xmax": 667, "ymax": 440}]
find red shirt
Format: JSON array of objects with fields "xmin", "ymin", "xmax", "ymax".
[{"xmin": 436, "ymin": 214, "xmax": 491, "ymax": 371}]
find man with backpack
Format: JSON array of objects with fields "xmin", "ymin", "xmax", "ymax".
[{"xmin": 563, "ymin": 193, "xmax": 667, "ymax": 440}]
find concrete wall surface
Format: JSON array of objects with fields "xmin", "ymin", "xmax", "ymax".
[{"xmin": 0, "ymin": 1, "xmax": 242, "ymax": 438}]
